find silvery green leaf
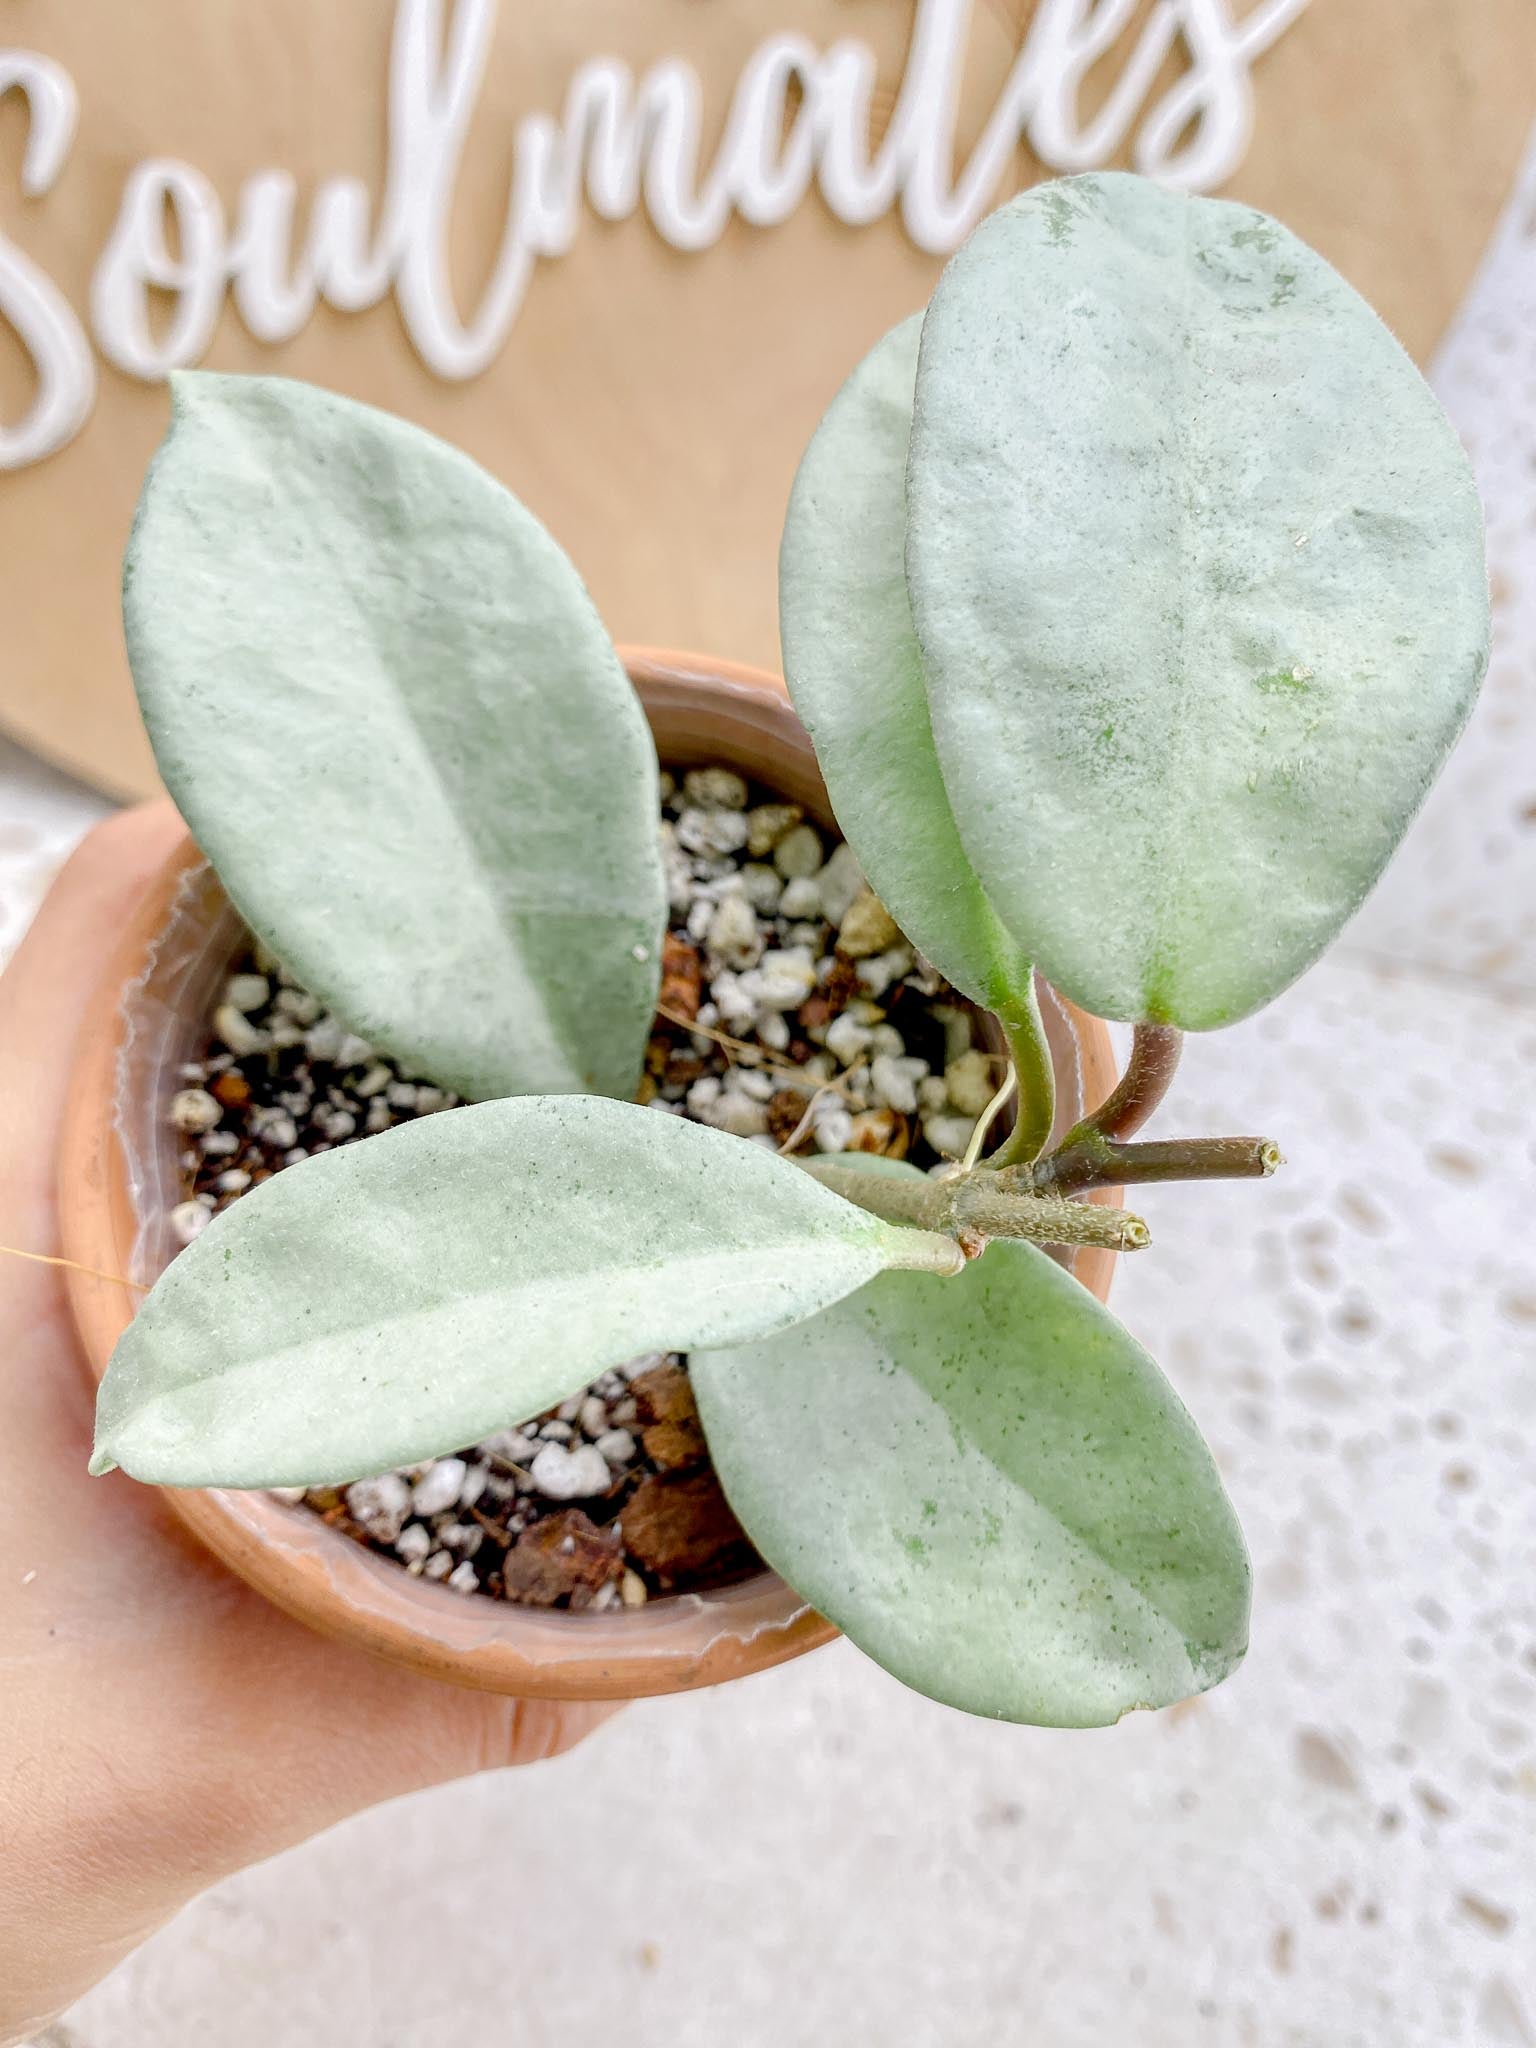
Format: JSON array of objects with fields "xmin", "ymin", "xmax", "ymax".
[
  {"xmin": 905, "ymin": 173, "xmax": 1490, "ymax": 1029},
  {"xmin": 779, "ymin": 317, "xmax": 1036, "ymax": 1020},
  {"xmin": 124, "ymin": 372, "xmax": 665, "ymax": 1102},
  {"xmin": 91, "ymin": 1097, "xmax": 962, "ymax": 1489},
  {"xmin": 693, "ymin": 1179, "xmax": 1250, "ymax": 1726}
]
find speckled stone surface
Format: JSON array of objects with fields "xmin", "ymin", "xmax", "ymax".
[
  {"xmin": 7, "ymin": 149, "xmax": 1536, "ymax": 2048},
  {"xmin": 1347, "ymin": 136, "xmax": 1536, "ymax": 996}
]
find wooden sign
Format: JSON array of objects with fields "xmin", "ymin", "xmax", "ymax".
[{"xmin": 2, "ymin": 0, "xmax": 1532, "ymax": 798}]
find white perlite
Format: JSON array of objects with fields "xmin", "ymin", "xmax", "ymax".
[
  {"xmin": 222, "ymin": 972, "xmax": 271, "ymax": 1013},
  {"xmin": 676, "ymin": 806, "xmax": 751, "ymax": 857},
  {"xmin": 169, "ymin": 1199, "xmax": 211, "ymax": 1245},
  {"xmin": 746, "ymin": 801, "xmax": 802, "ymax": 855},
  {"xmin": 870, "ymin": 1052, "xmax": 930, "ymax": 1114},
  {"xmin": 529, "ymin": 1442, "xmax": 611, "ymax": 1500},
  {"xmin": 944, "ymin": 1048, "xmax": 1000, "ymax": 1117},
  {"xmin": 696, "ymin": 1087, "xmax": 770, "ymax": 1139},
  {"xmin": 811, "ymin": 1103, "xmax": 855, "ymax": 1153},
  {"xmin": 855, "ymin": 945, "xmax": 916, "ymax": 998},
  {"xmin": 213, "ymin": 1002, "xmax": 267, "ymax": 1056},
  {"xmin": 705, "ymin": 891, "xmax": 763, "ymax": 970},
  {"xmin": 838, "ymin": 888, "xmax": 902, "ymax": 958},
  {"xmin": 816, "ymin": 841, "xmax": 866, "ymax": 923},
  {"xmin": 923, "ymin": 1111, "xmax": 978, "ymax": 1158},
  {"xmin": 825, "ymin": 1011, "xmax": 874, "ymax": 1065},
  {"xmin": 481, "ymin": 1428, "xmax": 538, "ymax": 1465},
  {"xmin": 410, "ymin": 1459, "xmax": 467, "ymax": 1517},
  {"xmin": 772, "ymin": 822, "xmax": 824, "ymax": 878},
  {"xmin": 345, "ymin": 1473, "xmax": 412, "ymax": 1545},
  {"xmin": 683, "ymin": 766, "xmax": 749, "ymax": 811},
  {"xmin": 742, "ymin": 947, "xmax": 817, "ymax": 1011},
  {"xmin": 778, "ymin": 875, "xmax": 822, "ymax": 920},
  {"xmin": 739, "ymin": 862, "xmax": 784, "ymax": 913},
  {"xmin": 170, "ymin": 1087, "xmax": 222, "ymax": 1133}
]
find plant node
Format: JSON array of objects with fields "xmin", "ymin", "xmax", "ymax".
[{"xmin": 801, "ymin": 1160, "xmax": 1150, "ymax": 1253}]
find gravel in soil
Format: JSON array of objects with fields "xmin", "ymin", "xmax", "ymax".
[{"xmin": 168, "ymin": 763, "xmax": 1004, "ymax": 1608}]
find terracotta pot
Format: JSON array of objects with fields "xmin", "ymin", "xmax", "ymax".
[{"xmin": 59, "ymin": 650, "xmax": 1121, "ymax": 1702}]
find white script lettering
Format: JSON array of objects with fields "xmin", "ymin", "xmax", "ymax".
[
  {"xmin": 0, "ymin": 0, "xmax": 1309, "ymax": 469},
  {"xmin": 0, "ymin": 52, "xmax": 95, "ymax": 466}
]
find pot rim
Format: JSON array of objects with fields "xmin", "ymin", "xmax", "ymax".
[{"xmin": 58, "ymin": 649, "xmax": 1120, "ymax": 1701}]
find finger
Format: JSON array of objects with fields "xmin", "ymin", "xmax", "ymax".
[{"xmin": 0, "ymin": 804, "xmax": 182, "ymax": 1229}]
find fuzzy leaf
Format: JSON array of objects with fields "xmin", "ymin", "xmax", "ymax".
[
  {"xmin": 693, "ymin": 1196, "xmax": 1250, "ymax": 1726},
  {"xmin": 92, "ymin": 1098, "xmax": 963, "ymax": 1489},
  {"xmin": 779, "ymin": 317, "xmax": 1036, "ymax": 1020},
  {"xmin": 124, "ymin": 372, "xmax": 666, "ymax": 1102},
  {"xmin": 905, "ymin": 173, "xmax": 1489, "ymax": 1029}
]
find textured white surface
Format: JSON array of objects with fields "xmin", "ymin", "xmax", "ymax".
[
  {"xmin": 0, "ymin": 730, "xmax": 110, "ymax": 970},
  {"xmin": 1348, "ymin": 135, "xmax": 1536, "ymax": 995},
  {"xmin": 5, "ymin": 145, "xmax": 1536, "ymax": 2048}
]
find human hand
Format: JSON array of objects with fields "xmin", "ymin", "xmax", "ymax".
[{"xmin": 0, "ymin": 807, "xmax": 617, "ymax": 2045}]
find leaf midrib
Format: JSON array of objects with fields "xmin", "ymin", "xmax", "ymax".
[{"xmin": 141, "ymin": 1237, "xmax": 885, "ymax": 1400}]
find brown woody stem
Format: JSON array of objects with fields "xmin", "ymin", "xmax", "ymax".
[
  {"xmin": 1078, "ymin": 1022, "xmax": 1184, "ymax": 1144},
  {"xmin": 987, "ymin": 1020, "xmax": 1281, "ymax": 1195},
  {"xmin": 1012, "ymin": 1134, "xmax": 1284, "ymax": 1198}
]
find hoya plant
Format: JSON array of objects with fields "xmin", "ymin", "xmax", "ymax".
[{"xmin": 92, "ymin": 173, "xmax": 1488, "ymax": 1729}]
